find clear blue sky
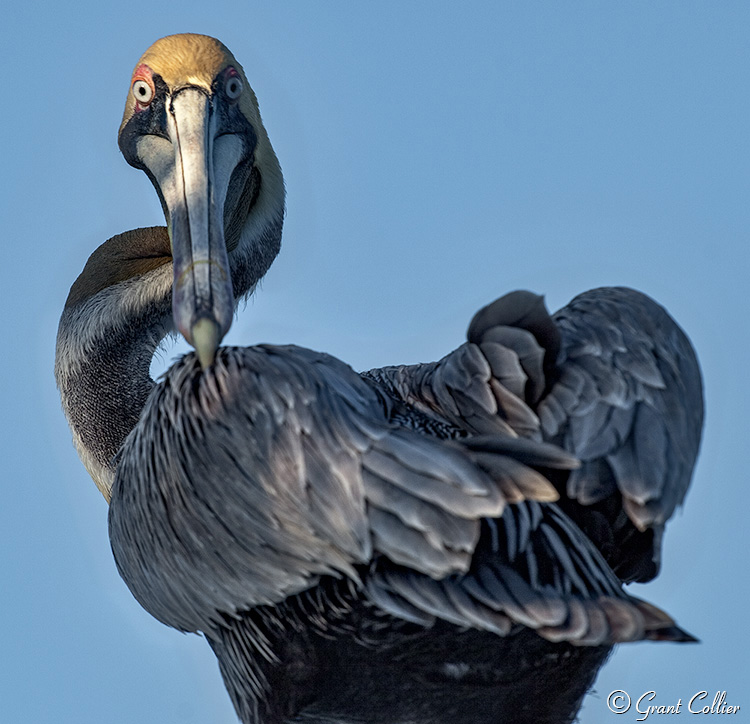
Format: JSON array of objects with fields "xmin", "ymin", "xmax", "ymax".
[{"xmin": 2, "ymin": 2, "xmax": 747, "ymax": 722}]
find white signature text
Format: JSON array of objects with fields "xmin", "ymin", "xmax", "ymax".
[{"xmin": 607, "ymin": 690, "xmax": 740, "ymax": 720}]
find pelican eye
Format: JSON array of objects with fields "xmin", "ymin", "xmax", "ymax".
[
  {"xmin": 132, "ymin": 79, "xmax": 154, "ymax": 105},
  {"xmin": 225, "ymin": 74, "xmax": 243, "ymax": 100}
]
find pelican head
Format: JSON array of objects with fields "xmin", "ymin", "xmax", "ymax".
[{"xmin": 118, "ymin": 33, "xmax": 284, "ymax": 366}]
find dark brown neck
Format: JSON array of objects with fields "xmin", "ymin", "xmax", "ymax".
[{"xmin": 55, "ymin": 228, "xmax": 173, "ymax": 499}]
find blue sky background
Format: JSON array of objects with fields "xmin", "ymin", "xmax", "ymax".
[{"xmin": 2, "ymin": 2, "xmax": 748, "ymax": 722}]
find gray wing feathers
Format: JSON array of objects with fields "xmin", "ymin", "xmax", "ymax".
[
  {"xmin": 464, "ymin": 287, "xmax": 702, "ymax": 533},
  {"xmin": 366, "ymin": 501, "xmax": 681, "ymax": 645},
  {"xmin": 364, "ymin": 341, "xmax": 539, "ymax": 438},
  {"xmin": 367, "ymin": 293, "xmax": 555, "ymax": 440},
  {"xmin": 467, "ymin": 290, "xmax": 562, "ymax": 405},
  {"xmin": 361, "ymin": 425, "xmax": 580, "ymax": 576},
  {"xmin": 543, "ymin": 288, "xmax": 703, "ymax": 530},
  {"xmin": 108, "ymin": 330, "xmax": 698, "ymax": 650},
  {"xmin": 110, "ymin": 345, "xmax": 570, "ymax": 634},
  {"xmin": 361, "ymin": 430, "xmax": 503, "ymax": 578}
]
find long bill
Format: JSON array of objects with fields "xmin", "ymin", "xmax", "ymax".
[{"xmin": 138, "ymin": 87, "xmax": 241, "ymax": 368}]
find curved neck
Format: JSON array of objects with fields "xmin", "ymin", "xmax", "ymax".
[
  {"xmin": 55, "ymin": 231, "xmax": 173, "ymax": 500},
  {"xmin": 56, "ymin": 184, "xmax": 284, "ymax": 501}
]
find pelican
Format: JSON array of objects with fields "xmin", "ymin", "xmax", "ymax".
[{"xmin": 56, "ymin": 34, "xmax": 703, "ymax": 724}]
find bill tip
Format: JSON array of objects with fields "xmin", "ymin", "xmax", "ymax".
[{"xmin": 192, "ymin": 317, "xmax": 221, "ymax": 369}]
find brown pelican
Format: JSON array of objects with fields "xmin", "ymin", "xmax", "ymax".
[{"xmin": 55, "ymin": 34, "xmax": 703, "ymax": 724}]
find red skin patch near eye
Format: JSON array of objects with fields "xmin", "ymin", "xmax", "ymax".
[{"xmin": 131, "ymin": 64, "xmax": 155, "ymax": 111}]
